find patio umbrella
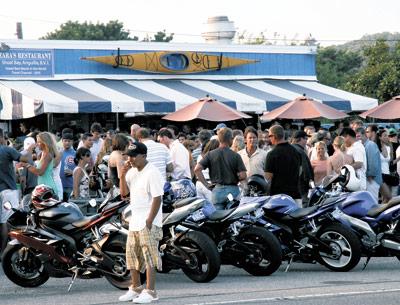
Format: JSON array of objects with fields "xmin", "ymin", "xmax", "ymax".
[
  {"xmin": 162, "ymin": 97, "xmax": 251, "ymax": 122},
  {"xmin": 360, "ymin": 96, "xmax": 400, "ymax": 119},
  {"xmin": 260, "ymin": 96, "xmax": 348, "ymax": 121}
]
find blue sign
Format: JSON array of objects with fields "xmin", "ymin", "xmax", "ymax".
[{"xmin": 0, "ymin": 49, "xmax": 54, "ymax": 77}]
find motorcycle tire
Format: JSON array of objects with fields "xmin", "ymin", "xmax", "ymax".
[
  {"xmin": 178, "ymin": 231, "xmax": 220, "ymax": 283},
  {"xmin": 102, "ymin": 234, "xmax": 145, "ymax": 289},
  {"xmin": 2, "ymin": 244, "xmax": 49, "ymax": 287},
  {"xmin": 316, "ymin": 224, "xmax": 361, "ymax": 272},
  {"xmin": 239, "ymin": 226, "xmax": 282, "ymax": 276}
]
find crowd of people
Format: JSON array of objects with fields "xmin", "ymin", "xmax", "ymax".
[{"xmin": 1, "ymin": 118, "xmax": 400, "ymax": 303}]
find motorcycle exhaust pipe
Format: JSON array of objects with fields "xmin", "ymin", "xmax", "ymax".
[
  {"xmin": 332, "ymin": 209, "xmax": 377, "ymax": 245},
  {"xmin": 9, "ymin": 231, "xmax": 73, "ymax": 264},
  {"xmin": 381, "ymin": 239, "xmax": 400, "ymax": 251}
]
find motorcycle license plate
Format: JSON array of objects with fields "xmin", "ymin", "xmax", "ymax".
[{"xmin": 191, "ymin": 209, "xmax": 206, "ymax": 221}]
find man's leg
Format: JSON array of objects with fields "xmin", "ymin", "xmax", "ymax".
[
  {"xmin": 130, "ymin": 269, "xmax": 142, "ymax": 289},
  {"xmin": 146, "ymin": 266, "xmax": 156, "ymax": 291}
]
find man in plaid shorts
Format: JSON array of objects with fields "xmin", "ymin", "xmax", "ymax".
[{"xmin": 119, "ymin": 142, "xmax": 164, "ymax": 303}]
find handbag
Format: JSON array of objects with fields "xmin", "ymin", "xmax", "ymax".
[{"xmin": 382, "ymin": 173, "xmax": 400, "ymax": 187}]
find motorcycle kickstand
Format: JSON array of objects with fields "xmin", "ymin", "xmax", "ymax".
[
  {"xmin": 285, "ymin": 256, "xmax": 294, "ymax": 272},
  {"xmin": 67, "ymin": 268, "xmax": 79, "ymax": 292},
  {"xmin": 362, "ymin": 256, "xmax": 371, "ymax": 271}
]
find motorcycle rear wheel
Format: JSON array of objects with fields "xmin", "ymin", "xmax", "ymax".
[
  {"xmin": 317, "ymin": 224, "xmax": 361, "ymax": 272},
  {"xmin": 103, "ymin": 234, "xmax": 145, "ymax": 289},
  {"xmin": 2, "ymin": 244, "xmax": 49, "ymax": 287},
  {"xmin": 178, "ymin": 231, "xmax": 220, "ymax": 283},
  {"xmin": 239, "ymin": 226, "xmax": 282, "ymax": 276}
]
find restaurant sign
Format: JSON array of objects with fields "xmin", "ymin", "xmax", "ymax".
[{"xmin": 0, "ymin": 49, "xmax": 54, "ymax": 77}]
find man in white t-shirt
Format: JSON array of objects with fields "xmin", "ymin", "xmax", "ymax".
[
  {"xmin": 137, "ymin": 128, "xmax": 173, "ymax": 182},
  {"xmin": 158, "ymin": 128, "xmax": 191, "ymax": 180},
  {"xmin": 119, "ymin": 142, "xmax": 164, "ymax": 304},
  {"xmin": 341, "ymin": 127, "xmax": 367, "ymax": 191}
]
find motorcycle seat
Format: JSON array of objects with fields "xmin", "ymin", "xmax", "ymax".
[
  {"xmin": 173, "ymin": 197, "xmax": 199, "ymax": 209},
  {"xmin": 287, "ymin": 206, "xmax": 319, "ymax": 219},
  {"xmin": 207, "ymin": 208, "xmax": 235, "ymax": 221},
  {"xmin": 72, "ymin": 214, "xmax": 101, "ymax": 228},
  {"xmin": 367, "ymin": 196, "xmax": 400, "ymax": 217}
]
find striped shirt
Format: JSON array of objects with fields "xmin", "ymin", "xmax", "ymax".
[{"xmin": 142, "ymin": 139, "xmax": 172, "ymax": 182}]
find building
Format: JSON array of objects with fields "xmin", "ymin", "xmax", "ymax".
[{"xmin": 0, "ymin": 37, "xmax": 377, "ymax": 133}]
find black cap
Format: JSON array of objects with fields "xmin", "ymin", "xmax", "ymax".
[
  {"xmin": 123, "ymin": 142, "xmax": 147, "ymax": 157},
  {"xmin": 62, "ymin": 133, "xmax": 74, "ymax": 140},
  {"xmin": 293, "ymin": 130, "xmax": 308, "ymax": 139}
]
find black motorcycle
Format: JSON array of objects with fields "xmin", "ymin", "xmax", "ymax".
[
  {"xmin": 181, "ymin": 197, "xmax": 282, "ymax": 276},
  {"xmin": 2, "ymin": 188, "xmax": 131, "ymax": 291}
]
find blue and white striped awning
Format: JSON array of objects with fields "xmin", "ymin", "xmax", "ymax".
[{"xmin": 0, "ymin": 79, "xmax": 378, "ymax": 120}]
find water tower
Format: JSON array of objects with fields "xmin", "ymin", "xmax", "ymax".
[{"xmin": 201, "ymin": 16, "xmax": 236, "ymax": 44}]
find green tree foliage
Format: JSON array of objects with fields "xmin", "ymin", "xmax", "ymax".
[
  {"xmin": 41, "ymin": 20, "xmax": 138, "ymax": 40},
  {"xmin": 344, "ymin": 40, "xmax": 400, "ymax": 102},
  {"xmin": 142, "ymin": 30, "xmax": 174, "ymax": 42},
  {"xmin": 317, "ymin": 47, "xmax": 363, "ymax": 88}
]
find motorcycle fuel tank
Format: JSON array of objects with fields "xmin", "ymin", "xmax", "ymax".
[
  {"xmin": 262, "ymin": 194, "xmax": 298, "ymax": 218},
  {"xmin": 38, "ymin": 202, "xmax": 84, "ymax": 231},
  {"xmin": 340, "ymin": 191, "xmax": 378, "ymax": 218}
]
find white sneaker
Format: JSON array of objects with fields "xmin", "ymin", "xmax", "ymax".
[
  {"xmin": 132, "ymin": 290, "xmax": 159, "ymax": 304},
  {"xmin": 119, "ymin": 287, "xmax": 141, "ymax": 302}
]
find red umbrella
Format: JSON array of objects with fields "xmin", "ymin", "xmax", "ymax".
[
  {"xmin": 260, "ymin": 96, "xmax": 348, "ymax": 121},
  {"xmin": 162, "ymin": 97, "xmax": 251, "ymax": 122},
  {"xmin": 360, "ymin": 95, "xmax": 400, "ymax": 119}
]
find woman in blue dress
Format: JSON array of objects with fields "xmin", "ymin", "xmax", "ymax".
[{"xmin": 23, "ymin": 132, "xmax": 59, "ymax": 198}]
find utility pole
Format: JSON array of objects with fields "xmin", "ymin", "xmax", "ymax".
[{"xmin": 16, "ymin": 22, "xmax": 23, "ymax": 39}]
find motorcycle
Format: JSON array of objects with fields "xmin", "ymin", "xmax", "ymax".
[
  {"xmin": 259, "ymin": 191, "xmax": 362, "ymax": 272},
  {"xmin": 309, "ymin": 165, "xmax": 400, "ymax": 267},
  {"xmin": 122, "ymin": 196, "xmax": 221, "ymax": 283},
  {"xmin": 2, "ymin": 185, "xmax": 131, "ymax": 291},
  {"xmin": 181, "ymin": 196, "xmax": 283, "ymax": 276}
]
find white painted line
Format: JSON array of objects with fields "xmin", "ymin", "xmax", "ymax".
[{"xmin": 187, "ymin": 288, "xmax": 400, "ymax": 305}]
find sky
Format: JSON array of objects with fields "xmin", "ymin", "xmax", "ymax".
[{"xmin": 0, "ymin": 0, "xmax": 399, "ymax": 46}]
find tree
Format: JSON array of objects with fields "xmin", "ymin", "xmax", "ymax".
[
  {"xmin": 316, "ymin": 46, "xmax": 363, "ymax": 88},
  {"xmin": 142, "ymin": 30, "xmax": 174, "ymax": 42},
  {"xmin": 344, "ymin": 40, "xmax": 400, "ymax": 102},
  {"xmin": 41, "ymin": 20, "xmax": 138, "ymax": 40}
]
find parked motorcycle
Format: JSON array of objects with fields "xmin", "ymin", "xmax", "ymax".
[
  {"xmin": 122, "ymin": 196, "xmax": 221, "ymax": 283},
  {"xmin": 181, "ymin": 196, "xmax": 283, "ymax": 276},
  {"xmin": 2, "ymin": 185, "xmax": 131, "ymax": 291},
  {"xmin": 309, "ymin": 165, "xmax": 400, "ymax": 267}
]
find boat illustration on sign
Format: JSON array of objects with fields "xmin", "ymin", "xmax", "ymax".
[{"xmin": 81, "ymin": 50, "xmax": 258, "ymax": 74}]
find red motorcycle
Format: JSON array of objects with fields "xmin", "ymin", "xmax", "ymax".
[{"xmin": 2, "ymin": 185, "xmax": 130, "ymax": 291}]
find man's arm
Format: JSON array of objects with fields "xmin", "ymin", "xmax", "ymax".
[
  {"xmin": 194, "ymin": 163, "xmax": 211, "ymax": 189},
  {"xmin": 238, "ymin": 171, "xmax": 247, "ymax": 181},
  {"xmin": 146, "ymin": 196, "xmax": 162, "ymax": 229},
  {"xmin": 166, "ymin": 162, "xmax": 173, "ymax": 173},
  {"xmin": 119, "ymin": 161, "xmax": 131, "ymax": 198}
]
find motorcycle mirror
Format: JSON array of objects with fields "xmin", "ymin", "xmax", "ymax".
[
  {"xmin": 89, "ymin": 199, "xmax": 97, "ymax": 208},
  {"xmin": 3, "ymin": 201, "xmax": 12, "ymax": 210},
  {"xmin": 309, "ymin": 181, "xmax": 315, "ymax": 189},
  {"xmin": 227, "ymin": 193, "xmax": 234, "ymax": 202}
]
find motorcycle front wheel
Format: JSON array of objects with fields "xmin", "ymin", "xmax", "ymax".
[
  {"xmin": 2, "ymin": 244, "xmax": 49, "ymax": 287},
  {"xmin": 317, "ymin": 224, "xmax": 361, "ymax": 272},
  {"xmin": 177, "ymin": 231, "xmax": 220, "ymax": 283},
  {"xmin": 239, "ymin": 226, "xmax": 282, "ymax": 276}
]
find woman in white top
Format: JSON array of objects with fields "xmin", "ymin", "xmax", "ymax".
[
  {"xmin": 376, "ymin": 129, "xmax": 392, "ymax": 202},
  {"xmin": 72, "ymin": 147, "xmax": 91, "ymax": 200},
  {"xmin": 196, "ymin": 139, "xmax": 219, "ymax": 202}
]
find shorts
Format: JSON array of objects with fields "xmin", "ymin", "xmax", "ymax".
[
  {"xmin": 0, "ymin": 189, "xmax": 19, "ymax": 223},
  {"xmin": 126, "ymin": 225, "xmax": 163, "ymax": 273}
]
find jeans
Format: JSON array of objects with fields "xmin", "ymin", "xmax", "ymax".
[{"xmin": 211, "ymin": 185, "xmax": 240, "ymax": 209}]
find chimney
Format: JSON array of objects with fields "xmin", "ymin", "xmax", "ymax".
[{"xmin": 201, "ymin": 16, "xmax": 236, "ymax": 44}]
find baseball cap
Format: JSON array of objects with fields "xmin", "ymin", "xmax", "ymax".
[
  {"xmin": 388, "ymin": 128, "xmax": 398, "ymax": 137},
  {"xmin": 123, "ymin": 142, "xmax": 147, "ymax": 157},
  {"xmin": 62, "ymin": 133, "xmax": 74, "ymax": 140},
  {"xmin": 213, "ymin": 123, "xmax": 227, "ymax": 131},
  {"xmin": 23, "ymin": 137, "xmax": 36, "ymax": 151},
  {"xmin": 293, "ymin": 130, "xmax": 308, "ymax": 139}
]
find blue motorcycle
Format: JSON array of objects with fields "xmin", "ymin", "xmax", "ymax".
[
  {"xmin": 310, "ymin": 167, "xmax": 400, "ymax": 267},
  {"xmin": 259, "ymin": 193, "xmax": 361, "ymax": 272}
]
